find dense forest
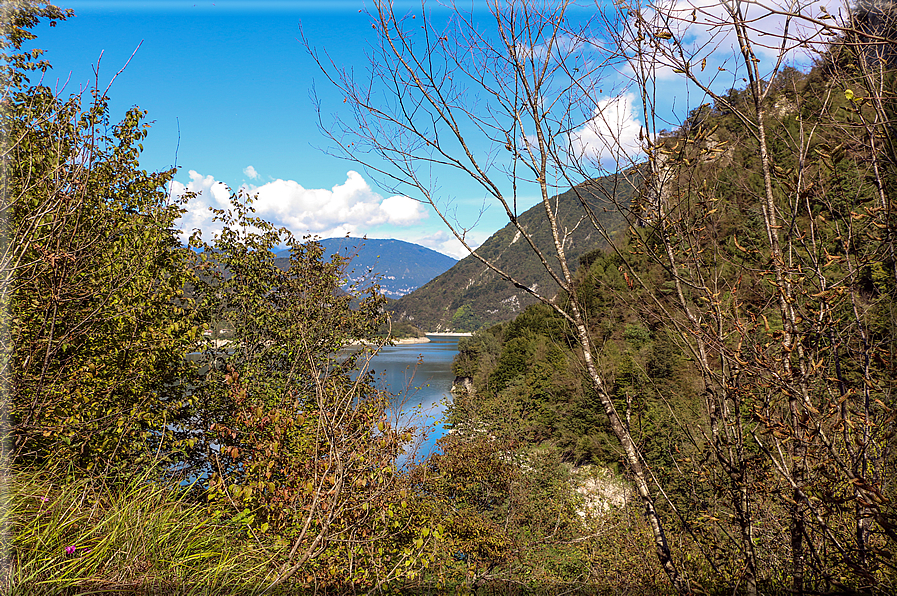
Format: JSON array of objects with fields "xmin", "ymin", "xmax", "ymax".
[
  {"xmin": 448, "ymin": 12, "xmax": 897, "ymax": 593},
  {"xmin": 3, "ymin": 0, "xmax": 896, "ymax": 595}
]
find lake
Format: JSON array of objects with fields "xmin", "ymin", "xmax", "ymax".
[
  {"xmin": 185, "ymin": 334, "xmax": 461, "ymax": 472},
  {"xmin": 360, "ymin": 334, "xmax": 462, "ymax": 466}
]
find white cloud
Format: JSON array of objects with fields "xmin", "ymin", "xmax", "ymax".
[
  {"xmin": 170, "ymin": 170, "xmax": 428, "ymax": 242},
  {"xmin": 168, "ymin": 170, "xmax": 234, "ymax": 241},
  {"xmin": 402, "ymin": 229, "xmax": 488, "ymax": 260},
  {"xmin": 637, "ymin": 0, "xmax": 846, "ymax": 70},
  {"xmin": 568, "ymin": 93, "xmax": 643, "ymax": 166},
  {"xmin": 608, "ymin": 0, "xmax": 849, "ymax": 122},
  {"xmin": 380, "ymin": 195, "xmax": 425, "ymax": 226},
  {"xmin": 249, "ymin": 171, "xmax": 427, "ymax": 232},
  {"xmin": 243, "ymin": 165, "xmax": 258, "ymax": 179}
]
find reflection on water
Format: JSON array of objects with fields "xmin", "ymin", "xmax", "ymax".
[{"xmin": 360, "ymin": 335, "xmax": 461, "ymax": 467}]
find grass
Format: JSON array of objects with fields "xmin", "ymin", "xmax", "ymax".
[
  {"xmin": 11, "ymin": 455, "xmax": 873, "ymax": 595},
  {"xmin": 2, "ymin": 465, "xmax": 270, "ymax": 595},
  {"xmin": 0, "ymin": 460, "xmax": 678, "ymax": 595}
]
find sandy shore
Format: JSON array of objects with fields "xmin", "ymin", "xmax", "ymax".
[
  {"xmin": 392, "ymin": 336, "xmax": 431, "ymax": 344},
  {"xmin": 348, "ymin": 333, "xmax": 471, "ymax": 346},
  {"xmin": 348, "ymin": 336, "xmax": 431, "ymax": 346}
]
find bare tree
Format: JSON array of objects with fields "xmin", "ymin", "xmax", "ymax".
[
  {"xmin": 311, "ymin": 0, "xmax": 896, "ymax": 591},
  {"xmin": 309, "ymin": 0, "xmax": 690, "ymax": 590},
  {"xmin": 603, "ymin": 0, "xmax": 896, "ymax": 592}
]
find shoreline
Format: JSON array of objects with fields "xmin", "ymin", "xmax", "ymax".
[
  {"xmin": 392, "ymin": 336, "xmax": 431, "ymax": 344},
  {"xmin": 348, "ymin": 336, "xmax": 431, "ymax": 347},
  {"xmin": 425, "ymin": 332, "xmax": 473, "ymax": 337},
  {"xmin": 358, "ymin": 332, "xmax": 473, "ymax": 346},
  {"xmin": 208, "ymin": 333, "xmax": 471, "ymax": 350}
]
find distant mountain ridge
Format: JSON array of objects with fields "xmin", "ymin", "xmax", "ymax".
[
  {"xmin": 389, "ymin": 176, "xmax": 633, "ymax": 331},
  {"xmin": 278, "ymin": 238, "xmax": 456, "ymax": 299}
]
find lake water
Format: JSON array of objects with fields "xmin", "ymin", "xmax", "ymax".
[
  {"xmin": 184, "ymin": 335, "xmax": 460, "ymax": 473},
  {"xmin": 360, "ymin": 335, "xmax": 461, "ymax": 466}
]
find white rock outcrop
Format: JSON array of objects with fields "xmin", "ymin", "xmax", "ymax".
[{"xmin": 570, "ymin": 465, "xmax": 632, "ymax": 519}]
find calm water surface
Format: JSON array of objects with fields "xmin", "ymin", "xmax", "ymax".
[{"xmin": 362, "ymin": 335, "xmax": 461, "ymax": 465}]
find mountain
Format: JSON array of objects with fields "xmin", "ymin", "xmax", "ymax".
[
  {"xmin": 278, "ymin": 238, "xmax": 456, "ymax": 299},
  {"xmin": 389, "ymin": 175, "xmax": 633, "ymax": 331}
]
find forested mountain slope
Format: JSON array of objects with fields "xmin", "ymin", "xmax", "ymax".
[
  {"xmin": 389, "ymin": 175, "xmax": 633, "ymax": 330},
  {"xmin": 449, "ymin": 54, "xmax": 897, "ymax": 592}
]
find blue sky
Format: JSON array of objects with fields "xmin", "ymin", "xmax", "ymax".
[
  {"xmin": 27, "ymin": 0, "xmax": 830, "ymax": 258},
  {"xmin": 29, "ymin": 0, "xmax": 505, "ymax": 257}
]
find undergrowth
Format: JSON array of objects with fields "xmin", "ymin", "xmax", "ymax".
[{"xmin": 1, "ymin": 466, "xmax": 270, "ymax": 595}]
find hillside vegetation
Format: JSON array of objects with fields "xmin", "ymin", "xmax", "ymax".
[
  {"xmin": 448, "ymin": 42, "xmax": 897, "ymax": 593},
  {"xmin": 390, "ymin": 175, "xmax": 630, "ymax": 330}
]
